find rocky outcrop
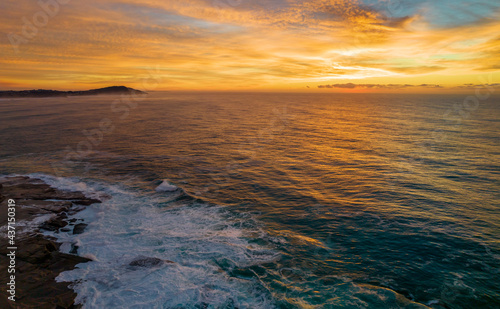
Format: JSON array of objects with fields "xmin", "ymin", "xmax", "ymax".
[
  {"xmin": 0, "ymin": 176, "xmax": 101, "ymax": 205},
  {"xmin": 0, "ymin": 176, "xmax": 102, "ymax": 308},
  {"xmin": 0, "ymin": 233, "xmax": 91, "ymax": 309}
]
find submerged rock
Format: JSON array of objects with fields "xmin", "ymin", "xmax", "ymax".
[{"xmin": 129, "ymin": 256, "xmax": 175, "ymax": 267}]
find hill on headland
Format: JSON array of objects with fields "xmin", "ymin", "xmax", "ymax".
[{"xmin": 0, "ymin": 86, "xmax": 146, "ymax": 98}]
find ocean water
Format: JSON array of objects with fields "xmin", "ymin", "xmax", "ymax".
[{"xmin": 0, "ymin": 92, "xmax": 498, "ymax": 308}]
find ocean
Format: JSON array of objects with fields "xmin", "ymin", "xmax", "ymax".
[{"xmin": 0, "ymin": 92, "xmax": 498, "ymax": 308}]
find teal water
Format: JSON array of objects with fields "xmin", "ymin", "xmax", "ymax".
[{"xmin": 0, "ymin": 92, "xmax": 499, "ymax": 308}]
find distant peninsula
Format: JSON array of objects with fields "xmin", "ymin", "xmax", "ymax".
[{"xmin": 0, "ymin": 86, "xmax": 146, "ymax": 98}]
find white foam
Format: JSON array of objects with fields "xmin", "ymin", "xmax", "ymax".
[
  {"xmin": 155, "ymin": 180, "xmax": 179, "ymax": 192},
  {"xmin": 48, "ymin": 176, "xmax": 279, "ymax": 308},
  {"xmin": 0, "ymin": 213, "xmax": 55, "ymax": 235},
  {"xmin": 28, "ymin": 173, "xmax": 103, "ymax": 199}
]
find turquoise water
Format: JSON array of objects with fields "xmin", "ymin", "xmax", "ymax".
[{"xmin": 0, "ymin": 92, "xmax": 499, "ymax": 308}]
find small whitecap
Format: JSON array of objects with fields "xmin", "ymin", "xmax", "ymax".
[
  {"xmin": 155, "ymin": 180, "xmax": 178, "ymax": 192},
  {"xmin": 82, "ymin": 253, "xmax": 98, "ymax": 261}
]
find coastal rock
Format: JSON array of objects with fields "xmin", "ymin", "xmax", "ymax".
[
  {"xmin": 0, "ymin": 234, "xmax": 90, "ymax": 308},
  {"xmin": 129, "ymin": 256, "xmax": 175, "ymax": 267},
  {"xmin": 40, "ymin": 217, "xmax": 68, "ymax": 232},
  {"xmin": 70, "ymin": 243, "xmax": 79, "ymax": 254},
  {"xmin": 0, "ymin": 176, "xmax": 100, "ymax": 308},
  {"xmin": 73, "ymin": 197, "xmax": 102, "ymax": 205},
  {"xmin": 72, "ymin": 223, "xmax": 88, "ymax": 235},
  {"xmin": 25, "ymin": 200, "xmax": 72, "ymax": 213},
  {"xmin": 0, "ymin": 175, "xmax": 30, "ymax": 185},
  {"xmin": 0, "ymin": 176, "xmax": 102, "ymax": 205}
]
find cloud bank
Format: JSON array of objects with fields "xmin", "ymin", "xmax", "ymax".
[{"xmin": 0, "ymin": 0, "xmax": 499, "ymax": 90}]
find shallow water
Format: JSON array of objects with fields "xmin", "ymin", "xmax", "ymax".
[{"xmin": 0, "ymin": 92, "xmax": 499, "ymax": 308}]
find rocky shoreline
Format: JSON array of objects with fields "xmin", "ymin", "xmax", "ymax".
[{"xmin": 0, "ymin": 176, "xmax": 102, "ymax": 308}]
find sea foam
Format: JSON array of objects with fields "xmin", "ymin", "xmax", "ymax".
[
  {"xmin": 43, "ymin": 175, "xmax": 279, "ymax": 308},
  {"xmin": 155, "ymin": 180, "xmax": 179, "ymax": 192}
]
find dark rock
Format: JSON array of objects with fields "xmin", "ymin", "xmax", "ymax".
[
  {"xmin": 129, "ymin": 256, "xmax": 174, "ymax": 267},
  {"xmin": 0, "ymin": 234, "xmax": 90, "ymax": 308},
  {"xmin": 0, "ymin": 183, "xmax": 4, "ymax": 203},
  {"xmin": 195, "ymin": 302, "xmax": 210, "ymax": 309},
  {"xmin": 129, "ymin": 257, "xmax": 164, "ymax": 267},
  {"xmin": 0, "ymin": 175, "xmax": 30, "ymax": 185},
  {"xmin": 24, "ymin": 200, "xmax": 72, "ymax": 213},
  {"xmin": 0, "ymin": 176, "xmax": 96, "ymax": 308},
  {"xmin": 69, "ymin": 244, "xmax": 79, "ymax": 255},
  {"xmin": 0, "ymin": 176, "xmax": 101, "ymax": 227},
  {"xmin": 72, "ymin": 223, "xmax": 88, "ymax": 235},
  {"xmin": 40, "ymin": 217, "xmax": 68, "ymax": 232},
  {"xmin": 0, "ymin": 176, "xmax": 101, "ymax": 206},
  {"xmin": 73, "ymin": 198, "xmax": 101, "ymax": 206},
  {"xmin": 7, "ymin": 234, "xmax": 57, "ymax": 264},
  {"xmin": 0, "ymin": 199, "xmax": 74, "ymax": 227}
]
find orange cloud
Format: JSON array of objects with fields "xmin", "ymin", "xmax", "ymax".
[{"xmin": 0, "ymin": 0, "xmax": 498, "ymax": 90}]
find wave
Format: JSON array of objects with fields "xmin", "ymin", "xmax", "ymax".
[
  {"xmin": 155, "ymin": 180, "xmax": 180, "ymax": 192},
  {"xmin": 30, "ymin": 174, "xmax": 280, "ymax": 308}
]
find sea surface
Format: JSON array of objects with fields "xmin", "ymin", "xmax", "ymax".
[{"xmin": 0, "ymin": 92, "xmax": 498, "ymax": 308}]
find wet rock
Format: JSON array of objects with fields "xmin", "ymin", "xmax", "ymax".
[
  {"xmin": 40, "ymin": 217, "xmax": 68, "ymax": 232},
  {"xmin": 0, "ymin": 176, "xmax": 100, "ymax": 227},
  {"xmin": 24, "ymin": 200, "xmax": 72, "ymax": 213},
  {"xmin": 73, "ymin": 198, "xmax": 102, "ymax": 205},
  {"xmin": 0, "ymin": 183, "xmax": 4, "ymax": 203},
  {"xmin": 0, "ymin": 234, "xmax": 90, "ymax": 308},
  {"xmin": 70, "ymin": 243, "xmax": 79, "ymax": 255},
  {"xmin": 0, "ymin": 175, "xmax": 30, "ymax": 185},
  {"xmin": 0, "ymin": 176, "xmax": 101, "ymax": 205},
  {"xmin": 0, "ymin": 176, "xmax": 100, "ymax": 308},
  {"xmin": 72, "ymin": 223, "xmax": 88, "ymax": 235},
  {"xmin": 129, "ymin": 256, "xmax": 174, "ymax": 267}
]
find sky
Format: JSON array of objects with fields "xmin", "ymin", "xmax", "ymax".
[{"xmin": 0, "ymin": 0, "xmax": 499, "ymax": 92}]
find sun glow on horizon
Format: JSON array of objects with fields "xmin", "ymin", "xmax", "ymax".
[{"xmin": 0, "ymin": 0, "xmax": 499, "ymax": 92}]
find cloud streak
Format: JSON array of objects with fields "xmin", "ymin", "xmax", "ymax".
[
  {"xmin": 0, "ymin": 0, "xmax": 498, "ymax": 90},
  {"xmin": 318, "ymin": 83, "xmax": 443, "ymax": 89}
]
